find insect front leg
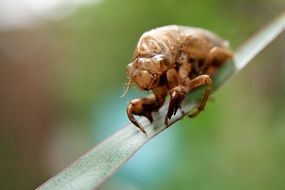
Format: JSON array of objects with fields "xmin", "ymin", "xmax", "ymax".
[
  {"xmin": 127, "ymin": 88, "xmax": 166, "ymax": 134},
  {"xmin": 165, "ymin": 86, "xmax": 187, "ymax": 126},
  {"xmin": 165, "ymin": 68, "xmax": 187, "ymax": 126}
]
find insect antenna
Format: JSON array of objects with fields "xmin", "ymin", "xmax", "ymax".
[{"xmin": 120, "ymin": 80, "xmax": 132, "ymax": 98}]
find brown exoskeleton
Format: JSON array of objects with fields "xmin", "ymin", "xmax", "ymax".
[{"xmin": 126, "ymin": 25, "xmax": 233, "ymax": 134}]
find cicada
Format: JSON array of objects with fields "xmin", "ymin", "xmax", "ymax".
[{"xmin": 126, "ymin": 25, "xmax": 232, "ymax": 134}]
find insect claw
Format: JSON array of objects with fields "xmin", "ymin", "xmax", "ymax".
[
  {"xmin": 174, "ymin": 105, "xmax": 179, "ymax": 115},
  {"xmin": 165, "ymin": 105, "xmax": 176, "ymax": 127},
  {"xmin": 164, "ymin": 116, "xmax": 169, "ymax": 127},
  {"xmin": 167, "ymin": 90, "xmax": 181, "ymax": 118},
  {"xmin": 127, "ymin": 106, "xmax": 147, "ymax": 134},
  {"xmin": 131, "ymin": 116, "xmax": 147, "ymax": 134},
  {"xmin": 167, "ymin": 99, "xmax": 175, "ymax": 119},
  {"xmin": 167, "ymin": 111, "xmax": 171, "ymax": 119},
  {"xmin": 139, "ymin": 125, "xmax": 147, "ymax": 134}
]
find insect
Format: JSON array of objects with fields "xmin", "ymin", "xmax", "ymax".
[{"xmin": 126, "ymin": 25, "xmax": 233, "ymax": 134}]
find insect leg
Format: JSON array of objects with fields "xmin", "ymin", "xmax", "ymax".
[
  {"xmin": 206, "ymin": 47, "xmax": 233, "ymax": 65},
  {"xmin": 165, "ymin": 86, "xmax": 187, "ymax": 126},
  {"xmin": 203, "ymin": 47, "xmax": 233, "ymax": 74},
  {"xmin": 186, "ymin": 75, "xmax": 212, "ymax": 118},
  {"xmin": 165, "ymin": 68, "xmax": 187, "ymax": 126},
  {"xmin": 127, "ymin": 89, "xmax": 166, "ymax": 134}
]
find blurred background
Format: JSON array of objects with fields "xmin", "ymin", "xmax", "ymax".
[{"xmin": 0, "ymin": 0, "xmax": 285, "ymax": 189}]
